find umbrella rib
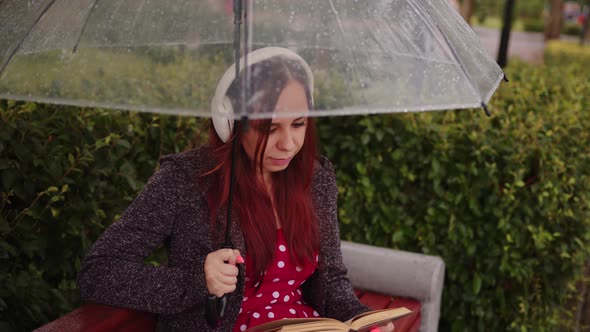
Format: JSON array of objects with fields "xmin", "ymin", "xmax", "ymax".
[
  {"xmin": 0, "ymin": 0, "xmax": 57, "ymax": 77},
  {"xmin": 72, "ymin": 0, "xmax": 101, "ymax": 54},
  {"xmin": 327, "ymin": 0, "xmax": 367, "ymax": 104},
  {"xmin": 433, "ymin": 24, "xmax": 483, "ymax": 106},
  {"xmin": 405, "ymin": 0, "xmax": 493, "ymax": 109}
]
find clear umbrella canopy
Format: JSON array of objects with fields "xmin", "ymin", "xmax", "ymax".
[{"xmin": 0, "ymin": 0, "xmax": 504, "ymax": 119}]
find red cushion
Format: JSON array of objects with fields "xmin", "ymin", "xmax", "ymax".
[
  {"xmin": 34, "ymin": 291, "xmax": 421, "ymax": 332},
  {"xmin": 33, "ymin": 303, "xmax": 156, "ymax": 332},
  {"xmin": 356, "ymin": 290, "xmax": 421, "ymax": 332}
]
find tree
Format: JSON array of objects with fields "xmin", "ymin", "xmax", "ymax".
[
  {"xmin": 582, "ymin": 2, "xmax": 590, "ymax": 44},
  {"xmin": 545, "ymin": 0, "xmax": 564, "ymax": 40},
  {"xmin": 460, "ymin": 0, "xmax": 477, "ymax": 25}
]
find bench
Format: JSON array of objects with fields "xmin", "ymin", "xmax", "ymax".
[
  {"xmin": 35, "ymin": 241, "xmax": 445, "ymax": 332},
  {"xmin": 341, "ymin": 241, "xmax": 445, "ymax": 332}
]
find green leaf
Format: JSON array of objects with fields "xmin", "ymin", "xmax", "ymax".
[{"xmin": 473, "ymin": 274, "xmax": 482, "ymax": 295}]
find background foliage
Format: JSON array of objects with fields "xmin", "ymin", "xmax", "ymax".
[
  {"xmin": 1, "ymin": 42, "xmax": 590, "ymax": 331},
  {"xmin": 321, "ymin": 41, "xmax": 590, "ymax": 331}
]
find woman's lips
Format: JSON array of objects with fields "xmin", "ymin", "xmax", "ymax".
[{"xmin": 270, "ymin": 157, "xmax": 292, "ymax": 166}]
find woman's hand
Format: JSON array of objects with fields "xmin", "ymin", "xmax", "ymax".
[
  {"xmin": 204, "ymin": 249, "xmax": 244, "ymax": 297},
  {"xmin": 370, "ymin": 322, "xmax": 394, "ymax": 332}
]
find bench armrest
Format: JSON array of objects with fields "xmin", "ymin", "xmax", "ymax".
[{"xmin": 341, "ymin": 241, "xmax": 445, "ymax": 332}]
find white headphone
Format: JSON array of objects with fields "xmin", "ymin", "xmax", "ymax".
[{"xmin": 210, "ymin": 47, "xmax": 314, "ymax": 143}]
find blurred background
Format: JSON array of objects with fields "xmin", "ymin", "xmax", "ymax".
[{"xmin": 1, "ymin": 1, "xmax": 590, "ymax": 332}]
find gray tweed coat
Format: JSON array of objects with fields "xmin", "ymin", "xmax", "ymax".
[{"xmin": 77, "ymin": 147, "xmax": 368, "ymax": 331}]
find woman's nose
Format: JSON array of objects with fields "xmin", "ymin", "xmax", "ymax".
[{"xmin": 277, "ymin": 130, "xmax": 295, "ymax": 150}]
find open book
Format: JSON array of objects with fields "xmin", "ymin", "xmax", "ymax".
[{"xmin": 246, "ymin": 307, "xmax": 412, "ymax": 332}]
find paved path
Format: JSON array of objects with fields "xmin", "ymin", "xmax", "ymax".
[{"xmin": 473, "ymin": 26, "xmax": 546, "ymax": 64}]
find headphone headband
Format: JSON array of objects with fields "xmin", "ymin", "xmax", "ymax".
[{"xmin": 210, "ymin": 47, "xmax": 314, "ymax": 143}]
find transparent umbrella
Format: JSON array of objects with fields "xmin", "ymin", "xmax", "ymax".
[
  {"xmin": 0, "ymin": 0, "xmax": 504, "ymax": 120},
  {"xmin": 0, "ymin": 0, "xmax": 506, "ymax": 327}
]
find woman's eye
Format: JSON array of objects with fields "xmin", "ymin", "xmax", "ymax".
[
  {"xmin": 269, "ymin": 127, "xmax": 277, "ymax": 133},
  {"xmin": 293, "ymin": 122, "xmax": 305, "ymax": 128}
]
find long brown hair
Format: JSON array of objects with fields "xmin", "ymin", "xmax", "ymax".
[{"xmin": 205, "ymin": 55, "xmax": 319, "ymax": 281}]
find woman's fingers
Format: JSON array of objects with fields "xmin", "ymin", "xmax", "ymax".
[
  {"xmin": 370, "ymin": 322, "xmax": 394, "ymax": 332},
  {"xmin": 215, "ymin": 249, "xmax": 242, "ymax": 265},
  {"xmin": 204, "ymin": 248, "xmax": 244, "ymax": 297}
]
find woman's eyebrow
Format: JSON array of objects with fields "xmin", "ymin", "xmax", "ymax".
[{"xmin": 270, "ymin": 117, "xmax": 305, "ymax": 126}]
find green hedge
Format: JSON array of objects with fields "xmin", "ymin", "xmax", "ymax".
[
  {"xmin": 522, "ymin": 19, "xmax": 545, "ymax": 33},
  {"xmin": 0, "ymin": 103, "xmax": 208, "ymax": 331},
  {"xmin": 545, "ymin": 41, "xmax": 590, "ymax": 73},
  {"xmin": 562, "ymin": 22, "xmax": 583, "ymax": 37},
  {"xmin": 2, "ymin": 54, "xmax": 590, "ymax": 331},
  {"xmin": 318, "ymin": 59, "xmax": 590, "ymax": 331}
]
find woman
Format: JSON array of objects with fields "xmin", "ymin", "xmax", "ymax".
[{"xmin": 77, "ymin": 47, "xmax": 389, "ymax": 332}]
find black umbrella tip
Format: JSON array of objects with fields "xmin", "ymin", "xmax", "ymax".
[
  {"xmin": 481, "ymin": 102, "xmax": 491, "ymax": 117},
  {"xmin": 503, "ymin": 74, "xmax": 509, "ymax": 83}
]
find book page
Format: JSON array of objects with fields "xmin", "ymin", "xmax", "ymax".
[
  {"xmin": 246, "ymin": 317, "xmax": 342, "ymax": 332},
  {"xmin": 281, "ymin": 320, "xmax": 348, "ymax": 332},
  {"xmin": 348, "ymin": 307, "xmax": 412, "ymax": 331}
]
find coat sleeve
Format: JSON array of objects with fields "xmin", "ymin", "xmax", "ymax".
[
  {"xmin": 77, "ymin": 160, "xmax": 209, "ymax": 315},
  {"xmin": 316, "ymin": 157, "xmax": 370, "ymax": 321}
]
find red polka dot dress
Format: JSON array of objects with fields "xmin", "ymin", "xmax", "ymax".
[{"xmin": 233, "ymin": 229, "xmax": 319, "ymax": 332}]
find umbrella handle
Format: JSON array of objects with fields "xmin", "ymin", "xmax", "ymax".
[
  {"xmin": 205, "ymin": 243, "xmax": 234, "ymax": 327},
  {"xmin": 205, "ymin": 293, "xmax": 228, "ymax": 327}
]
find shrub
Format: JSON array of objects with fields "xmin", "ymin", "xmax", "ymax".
[
  {"xmin": 317, "ymin": 59, "xmax": 590, "ymax": 331},
  {"xmin": 0, "ymin": 102, "xmax": 206, "ymax": 331},
  {"xmin": 545, "ymin": 41, "xmax": 590, "ymax": 74},
  {"xmin": 562, "ymin": 22, "xmax": 583, "ymax": 36},
  {"xmin": 523, "ymin": 19, "xmax": 545, "ymax": 33}
]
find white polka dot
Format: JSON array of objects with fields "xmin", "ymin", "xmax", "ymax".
[
  {"xmin": 315, "ymin": 254, "xmax": 319, "ymax": 262},
  {"xmin": 297, "ymin": 289, "xmax": 301, "ymax": 295},
  {"xmin": 256, "ymin": 293, "xmax": 263, "ymax": 298},
  {"xmin": 296, "ymin": 301, "xmax": 302, "ymax": 304},
  {"xmin": 243, "ymin": 297, "xmax": 248, "ymax": 302},
  {"xmin": 289, "ymin": 309, "xmax": 296, "ymax": 314},
  {"xmin": 278, "ymin": 261, "xmax": 285, "ymax": 268},
  {"xmin": 253, "ymin": 312, "xmax": 260, "ymax": 319},
  {"xmin": 239, "ymin": 308, "xmax": 243, "ymax": 314},
  {"xmin": 271, "ymin": 299, "xmax": 277, "ymax": 304},
  {"xmin": 268, "ymin": 312, "xmax": 275, "ymax": 318},
  {"xmin": 296, "ymin": 266, "xmax": 302, "ymax": 272},
  {"xmin": 279, "ymin": 245, "xmax": 286, "ymax": 252},
  {"xmin": 273, "ymin": 278, "xmax": 280, "ymax": 282},
  {"xmin": 284, "ymin": 295, "xmax": 290, "ymax": 302},
  {"xmin": 272, "ymin": 291, "xmax": 280, "ymax": 298},
  {"xmin": 265, "ymin": 306, "xmax": 272, "ymax": 310},
  {"xmin": 254, "ymin": 282, "xmax": 259, "ymax": 287},
  {"xmin": 313, "ymin": 311, "xmax": 319, "ymax": 317},
  {"xmin": 303, "ymin": 311, "xmax": 308, "ymax": 317},
  {"xmin": 240, "ymin": 324, "xmax": 247, "ymax": 331},
  {"xmin": 288, "ymin": 280, "xmax": 295, "ymax": 285}
]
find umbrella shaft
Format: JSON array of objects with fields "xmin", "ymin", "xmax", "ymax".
[{"xmin": 224, "ymin": 0, "xmax": 245, "ymax": 248}]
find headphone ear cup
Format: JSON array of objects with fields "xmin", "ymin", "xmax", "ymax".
[{"xmin": 212, "ymin": 97, "xmax": 234, "ymax": 143}]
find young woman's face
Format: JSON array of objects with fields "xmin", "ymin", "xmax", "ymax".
[{"xmin": 242, "ymin": 81, "xmax": 308, "ymax": 178}]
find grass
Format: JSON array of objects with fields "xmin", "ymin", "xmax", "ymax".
[{"xmin": 473, "ymin": 16, "xmax": 526, "ymax": 32}]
